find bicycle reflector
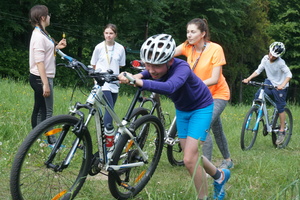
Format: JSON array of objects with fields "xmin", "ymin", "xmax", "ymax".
[{"xmin": 131, "ymin": 60, "xmax": 144, "ymax": 67}]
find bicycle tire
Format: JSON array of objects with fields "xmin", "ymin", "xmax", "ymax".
[
  {"xmin": 108, "ymin": 115, "xmax": 164, "ymax": 199},
  {"xmin": 166, "ymin": 121, "xmax": 184, "ymax": 166},
  {"xmin": 10, "ymin": 115, "xmax": 92, "ymax": 200},
  {"xmin": 240, "ymin": 105, "xmax": 260, "ymax": 150},
  {"xmin": 129, "ymin": 107, "xmax": 149, "ymax": 121},
  {"xmin": 271, "ymin": 107, "xmax": 293, "ymax": 148}
]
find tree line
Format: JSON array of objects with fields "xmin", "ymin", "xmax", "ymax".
[{"xmin": 0, "ymin": 0, "xmax": 299, "ymax": 104}]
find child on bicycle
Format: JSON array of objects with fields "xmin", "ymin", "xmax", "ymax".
[
  {"xmin": 118, "ymin": 34, "xmax": 231, "ymax": 200},
  {"xmin": 242, "ymin": 42, "xmax": 292, "ymax": 145}
]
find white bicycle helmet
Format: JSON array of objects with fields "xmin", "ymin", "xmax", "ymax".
[
  {"xmin": 269, "ymin": 42, "xmax": 285, "ymax": 57},
  {"xmin": 140, "ymin": 34, "xmax": 176, "ymax": 64}
]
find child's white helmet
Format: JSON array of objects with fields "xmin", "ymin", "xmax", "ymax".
[
  {"xmin": 140, "ymin": 34, "xmax": 176, "ymax": 64},
  {"xmin": 269, "ymin": 42, "xmax": 285, "ymax": 57}
]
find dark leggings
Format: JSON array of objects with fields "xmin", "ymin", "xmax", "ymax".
[
  {"xmin": 103, "ymin": 91, "xmax": 118, "ymax": 128},
  {"xmin": 29, "ymin": 74, "xmax": 53, "ymax": 128}
]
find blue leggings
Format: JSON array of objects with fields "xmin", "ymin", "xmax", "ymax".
[{"xmin": 176, "ymin": 104, "xmax": 213, "ymax": 141}]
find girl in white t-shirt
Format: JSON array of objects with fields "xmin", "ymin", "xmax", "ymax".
[{"xmin": 90, "ymin": 24, "xmax": 126, "ymax": 130}]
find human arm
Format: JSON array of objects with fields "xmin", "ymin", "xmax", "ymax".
[
  {"xmin": 118, "ymin": 72, "xmax": 144, "ymax": 87},
  {"xmin": 36, "ymin": 62, "xmax": 50, "ymax": 97},
  {"xmin": 56, "ymin": 39, "xmax": 67, "ymax": 49},
  {"xmin": 277, "ymin": 61, "xmax": 292, "ymax": 90},
  {"xmin": 174, "ymin": 44, "xmax": 184, "ymax": 57},
  {"xmin": 203, "ymin": 66, "xmax": 222, "ymax": 86},
  {"xmin": 277, "ymin": 77, "xmax": 291, "ymax": 90},
  {"xmin": 242, "ymin": 71, "xmax": 259, "ymax": 83}
]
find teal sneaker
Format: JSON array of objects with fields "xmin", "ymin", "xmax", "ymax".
[{"xmin": 213, "ymin": 169, "xmax": 230, "ymax": 200}]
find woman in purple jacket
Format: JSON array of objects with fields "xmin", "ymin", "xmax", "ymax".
[{"xmin": 119, "ymin": 34, "xmax": 231, "ymax": 200}]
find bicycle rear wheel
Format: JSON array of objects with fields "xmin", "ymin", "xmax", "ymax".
[
  {"xmin": 271, "ymin": 107, "xmax": 293, "ymax": 148},
  {"xmin": 166, "ymin": 121, "xmax": 184, "ymax": 166},
  {"xmin": 240, "ymin": 106, "xmax": 261, "ymax": 150},
  {"xmin": 10, "ymin": 115, "xmax": 92, "ymax": 200},
  {"xmin": 108, "ymin": 115, "xmax": 164, "ymax": 199}
]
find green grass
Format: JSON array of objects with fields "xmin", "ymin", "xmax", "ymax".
[{"xmin": 1, "ymin": 78, "xmax": 300, "ymax": 200}]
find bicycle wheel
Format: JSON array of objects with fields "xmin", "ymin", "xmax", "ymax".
[
  {"xmin": 271, "ymin": 108, "xmax": 293, "ymax": 148},
  {"xmin": 108, "ymin": 115, "xmax": 164, "ymax": 199},
  {"xmin": 129, "ymin": 107, "xmax": 149, "ymax": 121},
  {"xmin": 10, "ymin": 115, "xmax": 92, "ymax": 200},
  {"xmin": 240, "ymin": 105, "xmax": 261, "ymax": 150},
  {"xmin": 166, "ymin": 121, "xmax": 184, "ymax": 166}
]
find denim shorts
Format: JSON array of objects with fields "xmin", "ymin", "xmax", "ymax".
[
  {"xmin": 255, "ymin": 79, "xmax": 287, "ymax": 113},
  {"xmin": 176, "ymin": 103, "xmax": 213, "ymax": 141}
]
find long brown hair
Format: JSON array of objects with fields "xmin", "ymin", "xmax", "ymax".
[
  {"xmin": 184, "ymin": 18, "xmax": 210, "ymax": 46},
  {"xmin": 29, "ymin": 5, "xmax": 50, "ymax": 36}
]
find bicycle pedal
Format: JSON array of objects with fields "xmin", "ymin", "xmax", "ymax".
[
  {"xmin": 120, "ymin": 182, "xmax": 135, "ymax": 192},
  {"xmin": 165, "ymin": 137, "xmax": 175, "ymax": 146},
  {"xmin": 89, "ymin": 152, "xmax": 103, "ymax": 176}
]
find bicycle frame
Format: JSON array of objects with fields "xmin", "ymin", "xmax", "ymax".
[
  {"xmin": 56, "ymin": 50, "xmax": 149, "ymax": 172},
  {"xmin": 136, "ymin": 91, "xmax": 178, "ymax": 144},
  {"xmin": 252, "ymin": 87, "xmax": 278, "ymax": 133}
]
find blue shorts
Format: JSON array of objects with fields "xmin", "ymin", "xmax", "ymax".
[
  {"xmin": 255, "ymin": 79, "xmax": 287, "ymax": 113},
  {"xmin": 176, "ymin": 103, "xmax": 213, "ymax": 141}
]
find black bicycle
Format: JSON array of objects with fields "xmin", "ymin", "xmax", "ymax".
[{"xmin": 10, "ymin": 50, "xmax": 164, "ymax": 200}]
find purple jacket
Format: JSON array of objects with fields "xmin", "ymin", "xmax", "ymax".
[{"xmin": 140, "ymin": 58, "xmax": 213, "ymax": 111}]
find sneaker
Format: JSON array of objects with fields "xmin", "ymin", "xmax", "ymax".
[
  {"xmin": 213, "ymin": 169, "xmax": 231, "ymax": 200},
  {"xmin": 276, "ymin": 131, "xmax": 285, "ymax": 145},
  {"xmin": 219, "ymin": 159, "xmax": 234, "ymax": 169}
]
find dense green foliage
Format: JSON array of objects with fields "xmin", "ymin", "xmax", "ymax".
[{"xmin": 0, "ymin": 0, "xmax": 299, "ymax": 103}]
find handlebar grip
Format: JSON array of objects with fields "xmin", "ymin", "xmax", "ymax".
[{"xmin": 123, "ymin": 72, "xmax": 136, "ymax": 84}]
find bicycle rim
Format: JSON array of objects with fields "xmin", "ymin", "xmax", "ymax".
[
  {"xmin": 241, "ymin": 106, "xmax": 260, "ymax": 150},
  {"xmin": 272, "ymin": 108, "xmax": 293, "ymax": 148},
  {"xmin": 10, "ymin": 115, "xmax": 92, "ymax": 200},
  {"xmin": 166, "ymin": 122, "xmax": 184, "ymax": 166},
  {"xmin": 108, "ymin": 115, "xmax": 164, "ymax": 199}
]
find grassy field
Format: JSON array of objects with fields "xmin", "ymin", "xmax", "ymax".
[{"xmin": 1, "ymin": 78, "xmax": 299, "ymax": 200}]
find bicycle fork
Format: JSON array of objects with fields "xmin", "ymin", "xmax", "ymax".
[{"xmin": 44, "ymin": 116, "xmax": 86, "ymax": 172}]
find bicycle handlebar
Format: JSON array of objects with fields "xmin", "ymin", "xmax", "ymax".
[
  {"xmin": 123, "ymin": 72, "xmax": 136, "ymax": 84},
  {"xmin": 56, "ymin": 49, "xmax": 74, "ymax": 62},
  {"xmin": 243, "ymin": 81, "xmax": 276, "ymax": 89},
  {"xmin": 56, "ymin": 49, "xmax": 118, "ymax": 84}
]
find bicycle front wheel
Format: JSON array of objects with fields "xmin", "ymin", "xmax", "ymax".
[
  {"xmin": 271, "ymin": 108, "xmax": 293, "ymax": 148},
  {"xmin": 241, "ymin": 106, "xmax": 261, "ymax": 150},
  {"xmin": 10, "ymin": 115, "xmax": 92, "ymax": 200},
  {"xmin": 108, "ymin": 115, "xmax": 164, "ymax": 199},
  {"xmin": 166, "ymin": 121, "xmax": 184, "ymax": 166}
]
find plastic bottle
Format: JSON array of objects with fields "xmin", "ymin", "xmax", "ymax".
[{"xmin": 105, "ymin": 123, "xmax": 114, "ymax": 148}]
